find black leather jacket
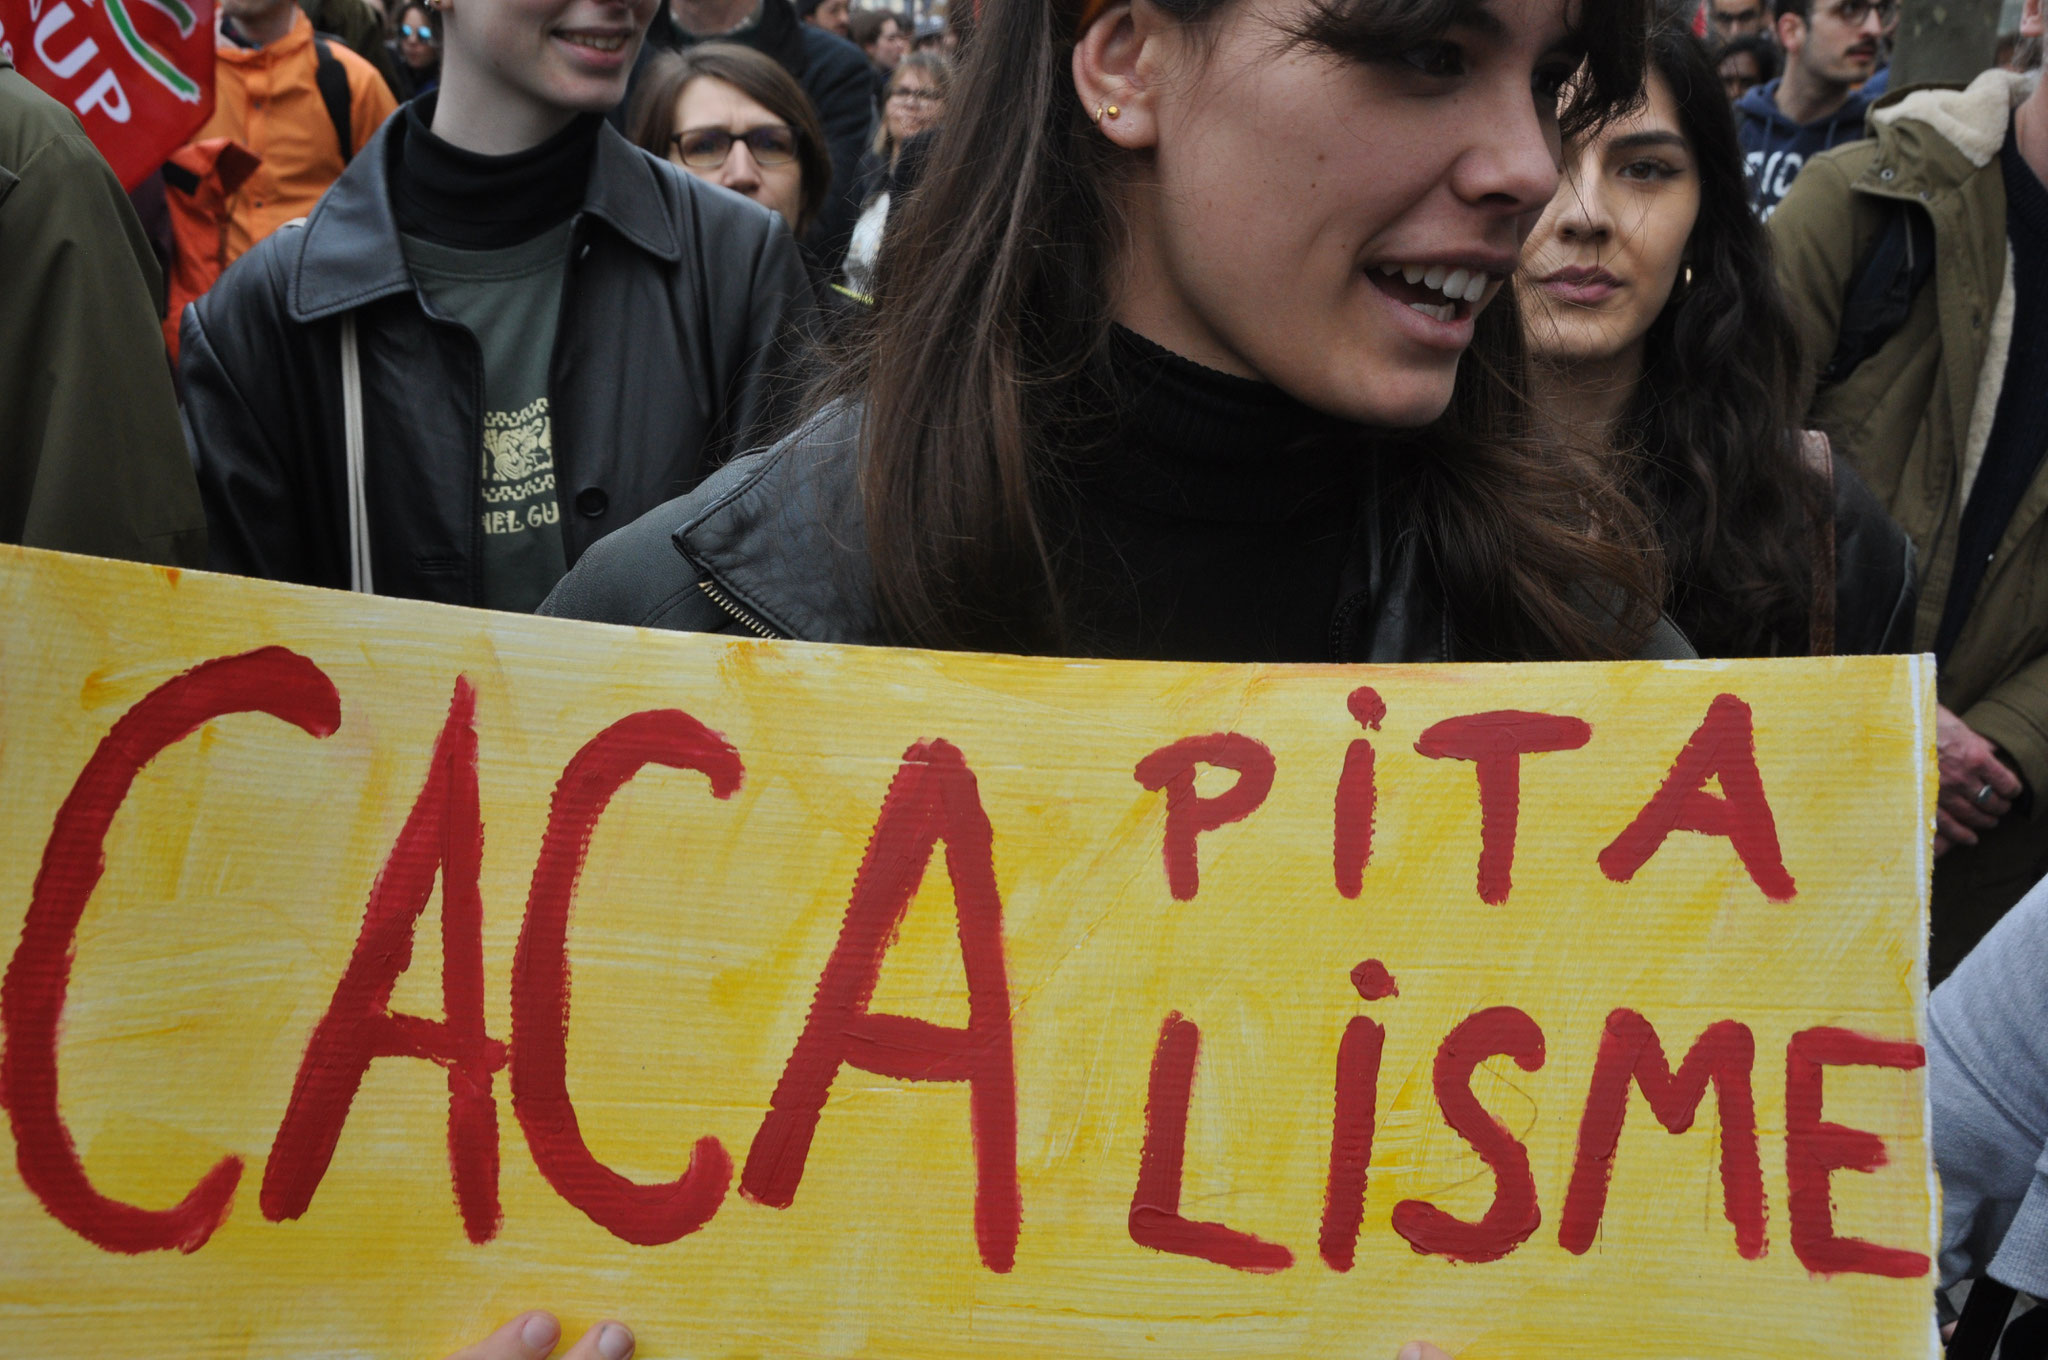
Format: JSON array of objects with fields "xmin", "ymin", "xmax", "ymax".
[
  {"xmin": 540, "ymin": 405, "xmax": 1698, "ymax": 662},
  {"xmin": 182, "ymin": 116, "xmax": 811, "ymax": 605},
  {"xmin": 1822, "ymin": 452, "xmax": 1921, "ymax": 655}
]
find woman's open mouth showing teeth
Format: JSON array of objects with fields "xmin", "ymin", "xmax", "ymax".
[
  {"xmin": 1367, "ymin": 262, "xmax": 1491, "ymax": 323},
  {"xmin": 557, "ymin": 29, "xmax": 628, "ymax": 50}
]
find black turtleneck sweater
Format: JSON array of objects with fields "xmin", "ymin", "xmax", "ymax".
[
  {"xmin": 391, "ymin": 95, "xmax": 601, "ymax": 250},
  {"xmin": 1050, "ymin": 329, "xmax": 1375, "ymax": 663}
]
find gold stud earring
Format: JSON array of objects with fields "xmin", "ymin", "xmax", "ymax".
[{"xmin": 1093, "ymin": 102, "xmax": 1120, "ymax": 124}]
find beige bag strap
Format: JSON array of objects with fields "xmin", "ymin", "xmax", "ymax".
[
  {"xmin": 1800, "ymin": 430, "xmax": 1836, "ymax": 656},
  {"xmin": 341, "ymin": 313, "xmax": 373, "ymax": 594}
]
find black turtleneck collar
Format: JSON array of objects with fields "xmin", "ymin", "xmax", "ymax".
[
  {"xmin": 1045, "ymin": 326, "xmax": 1377, "ymax": 663},
  {"xmin": 1086, "ymin": 324, "xmax": 1366, "ymax": 524},
  {"xmin": 392, "ymin": 95, "xmax": 603, "ymax": 250}
]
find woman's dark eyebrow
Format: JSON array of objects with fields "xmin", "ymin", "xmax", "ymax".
[{"xmin": 1608, "ymin": 130, "xmax": 1689, "ymax": 152}]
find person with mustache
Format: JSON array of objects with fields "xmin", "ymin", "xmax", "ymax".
[
  {"xmin": 1735, "ymin": 0, "xmax": 1888, "ymax": 217},
  {"xmin": 1519, "ymin": 23, "xmax": 1913, "ymax": 661}
]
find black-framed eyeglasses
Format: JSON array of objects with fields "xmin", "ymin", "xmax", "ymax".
[
  {"xmin": 1826, "ymin": 0, "xmax": 1896, "ymax": 23},
  {"xmin": 669, "ymin": 126, "xmax": 798, "ymax": 168},
  {"xmin": 398, "ymin": 22, "xmax": 435, "ymax": 39}
]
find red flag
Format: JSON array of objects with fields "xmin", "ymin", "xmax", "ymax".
[{"xmin": 1, "ymin": 0, "xmax": 215, "ymax": 189}]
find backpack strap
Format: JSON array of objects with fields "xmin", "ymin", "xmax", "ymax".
[
  {"xmin": 1818, "ymin": 198, "xmax": 1936, "ymax": 389},
  {"xmin": 311, "ymin": 35, "xmax": 355, "ymax": 164}
]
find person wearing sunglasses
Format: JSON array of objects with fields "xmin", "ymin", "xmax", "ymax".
[
  {"xmin": 390, "ymin": 1, "xmax": 441, "ymax": 96},
  {"xmin": 1735, "ymin": 0, "xmax": 1890, "ymax": 218},
  {"xmin": 628, "ymin": 44, "xmax": 832, "ymax": 245}
]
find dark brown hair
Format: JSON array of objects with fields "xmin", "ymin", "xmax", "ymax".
[
  {"xmin": 625, "ymin": 45, "xmax": 833, "ymax": 238},
  {"xmin": 848, "ymin": 7, "xmax": 903, "ymax": 49},
  {"xmin": 1622, "ymin": 25, "xmax": 1824, "ymax": 655},
  {"xmin": 833, "ymin": 0, "xmax": 1663, "ymax": 659}
]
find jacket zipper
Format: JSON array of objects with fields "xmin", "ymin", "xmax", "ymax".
[{"xmin": 697, "ymin": 577, "xmax": 784, "ymax": 638}]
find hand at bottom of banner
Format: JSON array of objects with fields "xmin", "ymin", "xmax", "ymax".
[
  {"xmin": 436, "ymin": 1320, "xmax": 1444, "ymax": 1359},
  {"xmin": 441, "ymin": 1312, "xmax": 634, "ymax": 1360}
]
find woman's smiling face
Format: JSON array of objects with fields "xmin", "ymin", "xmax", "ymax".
[
  {"xmin": 1516, "ymin": 70, "xmax": 1701, "ymax": 368},
  {"xmin": 1100, "ymin": 0, "xmax": 1586, "ymax": 428}
]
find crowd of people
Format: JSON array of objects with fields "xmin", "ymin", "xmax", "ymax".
[{"xmin": 3, "ymin": 0, "xmax": 2047, "ymax": 1345}]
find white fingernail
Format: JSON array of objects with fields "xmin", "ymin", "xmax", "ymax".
[{"xmin": 597, "ymin": 1323, "xmax": 635, "ymax": 1360}]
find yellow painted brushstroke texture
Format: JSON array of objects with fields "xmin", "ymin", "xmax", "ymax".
[{"xmin": 0, "ymin": 546, "xmax": 1935, "ymax": 1360}]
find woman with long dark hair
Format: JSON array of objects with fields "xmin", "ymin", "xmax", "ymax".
[
  {"xmin": 1517, "ymin": 23, "xmax": 1913, "ymax": 657},
  {"xmin": 545, "ymin": 0, "xmax": 1687, "ymax": 665}
]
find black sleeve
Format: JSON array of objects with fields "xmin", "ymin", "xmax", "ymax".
[
  {"xmin": 1830, "ymin": 451, "xmax": 1920, "ymax": 655},
  {"xmin": 180, "ymin": 242, "xmax": 330, "ymax": 585},
  {"xmin": 799, "ymin": 32, "xmax": 878, "ymax": 270},
  {"xmin": 538, "ymin": 493, "xmax": 734, "ymax": 630}
]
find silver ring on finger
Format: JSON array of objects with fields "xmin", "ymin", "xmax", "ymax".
[{"xmin": 1974, "ymin": 783, "xmax": 1995, "ymax": 807}]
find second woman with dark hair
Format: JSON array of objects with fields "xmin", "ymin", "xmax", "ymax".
[
  {"xmin": 545, "ymin": 0, "xmax": 1688, "ymax": 669},
  {"xmin": 1516, "ymin": 23, "xmax": 1914, "ymax": 657},
  {"xmin": 628, "ymin": 45, "xmax": 833, "ymax": 245}
]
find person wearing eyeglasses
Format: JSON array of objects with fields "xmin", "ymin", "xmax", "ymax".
[
  {"xmin": 1734, "ymin": 0, "xmax": 1888, "ymax": 218},
  {"xmin": 390, "ymin": 1, "xmax": 441, "ymax": 96},
  {"xmin": 627, "ymin": 45, "xmax": 832, "ymax": 253},
  {"xmin": 872, "ymin": 50, "xmax": 947, "ymax": 173}
]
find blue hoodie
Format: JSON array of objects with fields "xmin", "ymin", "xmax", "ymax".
[{"xmin": 1736, "ymin": 77, "xmax": 1876, "ymax": 219}]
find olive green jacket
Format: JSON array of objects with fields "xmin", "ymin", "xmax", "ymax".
[
  {"xmin": 1773, "ymin": 71, "xmax": 2046, "ymax": 797},
  {"xmin": 0, "ymin": 55, "xmax": 206, "ymax": 567}
]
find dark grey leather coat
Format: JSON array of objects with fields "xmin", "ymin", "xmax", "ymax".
[
  {"xmin": 182, "ymin": 115, "xmax": 811, "ymax": 605},
  {"xmin": 539, "ymin": 406, "xmax": 1699, "ymax": 662}
]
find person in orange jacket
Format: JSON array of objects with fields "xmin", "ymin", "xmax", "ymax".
[{"xmin": 163, "ymin": 0, "xmax": 396, "ymax": 358}]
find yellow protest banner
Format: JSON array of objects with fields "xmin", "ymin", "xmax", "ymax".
[{"xmin": 0, "ymin": 546, "xmax": 1935, "ymax": 1359}]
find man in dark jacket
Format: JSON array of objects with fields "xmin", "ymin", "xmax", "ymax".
[
  {"xmin": 0, "ymin": 52, "xmax": 206, "ymax": 568},
  {"xmin": 636, "ymin": 0, "xmax": 874, "ymax": 267},
  {"xmin": 1737, "ymin": 0, "xmax": 1888, "ymax": 217}
]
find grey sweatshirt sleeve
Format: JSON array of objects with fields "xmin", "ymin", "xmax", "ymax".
[{"xmin": 1929, "ymin": 873, "xmax": 2048, "ymax": 1294}]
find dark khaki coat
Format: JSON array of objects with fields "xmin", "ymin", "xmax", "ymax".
[
  {"xmin": 1771, "ymin": 69, "xmax": 2047, "ymax": 974},
  {"xmin": 0, "ymin": 54, "xmax": 206, "ymax": 567}
]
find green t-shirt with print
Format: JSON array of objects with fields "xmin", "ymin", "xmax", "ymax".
[{"xmin": 401, "ymin": 222, "xmax": 573, "ymax": 613}]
